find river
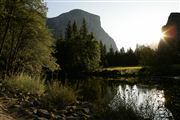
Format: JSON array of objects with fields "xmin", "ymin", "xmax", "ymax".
[{"xmin": 69, "ymin": 77, "xmax": 180, "ymax": 120}]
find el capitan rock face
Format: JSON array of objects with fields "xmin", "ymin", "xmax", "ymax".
[
  {"xmin": 158, "ymin": 13, "xmax": 180, "ymax": 64},
  {"xmin": 47, "ymin": 9, "xmax": 118, "ymax": 51}
]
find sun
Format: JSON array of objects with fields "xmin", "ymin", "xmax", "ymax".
[{"xmin": 160, "ymin": 31, "xmax": 166, "ymax": 40}]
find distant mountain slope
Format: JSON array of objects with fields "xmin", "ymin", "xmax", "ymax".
[{"xmin": 47, "ymin": 9, "xmax": 118, "ymax": 51}]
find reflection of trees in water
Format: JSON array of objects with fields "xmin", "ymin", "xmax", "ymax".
[
  {"xmin": 164, "ymin": 80, "xmax": 180, "ymax": 120},
  {"xmin": 109, "ymin": 84, "xmax": 174, "ymax": 119}
]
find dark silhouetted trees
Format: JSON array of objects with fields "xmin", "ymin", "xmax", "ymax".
[
  {"xmin": 105, "ymin": 47, "xmax": 138, "ymax": 67},
  {"xmin": 135, "ymin": 45, "xmax": 157, "ymax": 66},
  {"xmin": 55, "ymin": 20, "xmax": 101, "ymax": 73},
  {"xmin": 104, "ymin": 45, "xmax": 157, "ymax": 67}
]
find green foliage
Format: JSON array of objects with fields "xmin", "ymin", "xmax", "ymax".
[
  {"xmin": 56, "ymin": 20, "xmax": 101, "ymax": 73},
  {"xmin": 135, "ymin": 45, "xmax": 157, "ymax": 66},
  {"xmin": 0, "ymin": 0, "xmax": 59, "ymax": 76},
  {"xmin": 4, "ymin": 73, "xmax": 45, "ymax": 95},
  {"xmin": 44, "ymin": 81, "xmax": 76, "ymax": 108}
]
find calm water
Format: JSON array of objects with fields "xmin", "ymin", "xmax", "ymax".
[
  {"xmin": 109, "ymin": 84, "xmax": 173, "ymax": 119},
  {"xmin": 71, "ymin": 77, "xmax": 180, "ymax": 120}
]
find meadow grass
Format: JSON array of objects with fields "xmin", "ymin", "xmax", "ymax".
[{"xmin": 104, "ymin": 66, "xmax": 143, "ymax": 71}]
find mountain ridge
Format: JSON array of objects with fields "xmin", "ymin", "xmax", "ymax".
[{"xmin": 47, "ymin": 9, "xmax": 118, "ymax": 51}]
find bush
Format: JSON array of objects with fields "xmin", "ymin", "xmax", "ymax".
[
  {"xmin": 44, "ymin": 81, "xmax": 76, "ymax": 108},
  {"xmin": 4, "ymin": 73, "xmax": 45, "ymax": 95}
]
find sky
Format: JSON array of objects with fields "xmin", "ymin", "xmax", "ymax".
[{"xmin": 45, "ymin": 0, "xmax": 180, "ymax": 50}]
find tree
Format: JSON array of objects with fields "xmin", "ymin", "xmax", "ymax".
[
  {"xmin": 100, "ymin": 41, "xmax": 107, "ymax": 67},
  {"xmin": 80, "ymin": 18, "xmax": 88, "ymax": 38},
  {"xmin": 65, "ymin": 21, "xmax": 72, "ymax": 41},
  {"xmin": 56, "ymin": 20, "xmax": 100, "ymax": 73},
  {"xmin": 0, "ymin": 0, "xmax": 59, "ymax": 76},
  {"xmin": 106, "ymin": 46, "xmax": 115, "ymax": 66},
  {"xmin": 135, "ymin": 45, "xmax": 156, "ymax": 66}
]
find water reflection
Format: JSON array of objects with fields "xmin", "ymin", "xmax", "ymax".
[{"xmin": 109, "ymin": 84, "xmax": 174, "ymax": 120}]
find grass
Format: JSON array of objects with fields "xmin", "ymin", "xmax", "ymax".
[
  {"xmin": 4, "ymin": 73, "xmax": 45, "ymax": 95},
  {"xmin": 43, "ymin": 81, "xmax": 76, "ymax": 108},
  {"xmin": 93, "ymin": 66, "xmax": 145, "ymax": 77},
  {"xmin": 104, "ymin": 66, "xmax": 143, "ymax": 71}
]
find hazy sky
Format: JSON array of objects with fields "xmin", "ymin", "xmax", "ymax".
[{"xmin": 45, "ymin": 0, "xmax": 180, "ymax": 50}]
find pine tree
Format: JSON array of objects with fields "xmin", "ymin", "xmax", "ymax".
[
  {"xmin": 80, "ymin": 18, "xmax": 88, "ymax": 39},
  {"xmin": 72, "ymin": 21, "xmax": 78, "ymax": 36},
  {"xmin": 56, "ymin": 19, "xmax": 100, "ymax": 73},
  {"xmin": 65, "ymin": 21, "xmax": 72, "ymax": 41},
  {"xmin": 100, "ymin": 41, "xmax": 107, "ymax": 67}
]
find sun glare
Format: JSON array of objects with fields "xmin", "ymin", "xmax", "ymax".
[{"xmin": 160, "ymin": 31, "xmax": 166, "ymax": 40}]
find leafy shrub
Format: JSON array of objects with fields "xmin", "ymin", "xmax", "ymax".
[
  {"xmin": 44, "ymin": 81, "xmax": 76, "ymax": 108},
  {"xmin": 4, "ymin": 73, "xmax": 45, "ymax": 95}
]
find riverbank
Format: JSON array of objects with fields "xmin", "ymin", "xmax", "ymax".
[
  {"xmin": 0, "ymin": 74, "xmax": 147, "ymax": 120},
  {"xmin": 0, "ymin": 76, "xmax": 92, "ymax": 120},
  {"xmin": 88, "ymin": 65, "xmax": 180, "ymax": 78}
]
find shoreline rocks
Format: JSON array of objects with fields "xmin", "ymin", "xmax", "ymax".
[{"xmin": 0, "ymin": 81, "xmax": 93, "ymax": 120}]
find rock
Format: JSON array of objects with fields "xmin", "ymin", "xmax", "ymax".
[
  {"xmin": 72, "ymin": 113, "xmax": 78, "ymax": 117},
  {"xmin": 66, "ymin": 115, "xmax": 79, "ymax": 120},
  {"xmin": 9, "ymin": 104, "xmax": 22, "ymax": 112},
  {"xmin": 76, "ymin": 107, "xmax": 90, "ymax": 114},
  {"xmin": 83, "ymin": 114, "xmax": 91, "ymax": 119},
  {"xmin": 66, "ymin": 106, "xmax": 76, "ymax": 110},
  {"xmin": 76, "ymin": 101, "xmax": 80, "ymax": 105},
  {"xmin": 59, "ymin": 113, "xmax": 66, "ymax": 118},
  {"xmin": 81, "ymin": 108, "xmax": 90, "ymax": 114},
  {"xmin": 13, "ymin": 104, "xmax": 21, "ymax": 108},
  {"xmin": 35, "ymin": 117, "xmax": 48, "ymax": 120},
  {"xmin": 57, "ymin": 110, "xmax": 68, "ymax": 114},
  {"xmin": 66, "ymin": 106, "xmax": 76, "ymax": 113},
  {"xmin": 24, "ymin": 109, "xmax": 34, "ymax": 116},
  {"xmin": 32, "ymin": 108, "xmax": 38, "ymax": 114},
  {"xmin": 80, "ymin": 102, "xmax": 92, "ymax": 108},
  {"xmin": 54, "ymin": 115, "xmax": 65, "ymax": 120},
  {"xmin": 37, "ymin": 109, "xmax": 50, "ymax": 119},
  {"xmin": 50, "ymin": 112, "xmax": 55, "ymax": 119}
]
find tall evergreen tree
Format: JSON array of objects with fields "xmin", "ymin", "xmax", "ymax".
[
  {"xmin": 80, "ymin": 18, "xmax": 88, "ymax": 39},
  {"xmin": 65, "ymin": 21, "xmax": 72, "ymax": 41},
  {"xmin": 72, "ymin": 21, "xmax": 78, "ymax": 35},
  {"xmin": 56, "ymin": 20, "xmax": 100, "ymax": 73},
  {"xmin": 100, "ymin": 41, "xmax": 107, "ymax": 67}
]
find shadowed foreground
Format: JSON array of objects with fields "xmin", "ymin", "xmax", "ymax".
[{"xmin": 0, "ymin": 102, "xmax": 15, "ymax": 120}]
